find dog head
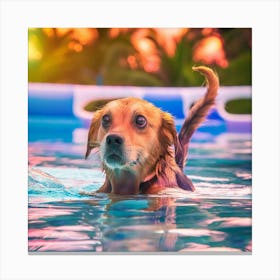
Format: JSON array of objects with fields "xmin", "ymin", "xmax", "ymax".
[{"xmin": 85, "ymin": 97, "xmax": 178, "ymax": 194}]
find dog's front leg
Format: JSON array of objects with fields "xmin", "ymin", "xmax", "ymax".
[{"xmin": 96, "ymin": 178, "xmax": 112, "ymax": 193}]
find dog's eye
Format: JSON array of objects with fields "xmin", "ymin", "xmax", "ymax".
[
  {"xmin": 102, "ymin": 114, "xmax": 111, "ymax": 128},
  {"xmin": 135, "ymin": 115, "xmax": 147, "ymax": 129}
]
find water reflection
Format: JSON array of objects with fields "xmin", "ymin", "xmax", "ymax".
[{"xmin": 28, "ymin": 195, "xmax": 251, "ymax": 252}]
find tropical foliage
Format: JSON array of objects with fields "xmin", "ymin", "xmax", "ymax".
[{"xmin": 28, "ymin": 28, "xmax": 251, "ymax": 87}]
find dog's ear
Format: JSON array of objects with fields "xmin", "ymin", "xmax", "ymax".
[
  {"xmin": 160, "ymin": 112, "xmax": 186, "ymax": 172},
  {"xmin": 85, "ymin": 110, "xmax": 103, "ymax": 159},
  {"xmin": 175, "ymin": 169, "xmax": 195, "ymax": 191},
  {"xmin": 159, "ymin": 112, "xmax": 178, "ymax": 152}
]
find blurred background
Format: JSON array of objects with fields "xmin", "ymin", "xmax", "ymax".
[{"xmin": 28, "ymin": 28, "xmax": 251, "ymax": 87}]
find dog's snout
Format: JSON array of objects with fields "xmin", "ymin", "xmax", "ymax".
[
  {"xmin": 106, "ymin": 134, "xmax": 124, "ymax": 146},
  {"xmin": 105, "ymin": 134, "xmax": 125, "ymax": 166}
]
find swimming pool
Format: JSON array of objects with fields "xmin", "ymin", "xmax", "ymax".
[{"xmin": 28, "ymin": 115, "xmax": 252, "ymax": 253}]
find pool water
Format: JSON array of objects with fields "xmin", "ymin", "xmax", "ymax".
[{"xmin": 28, "ymin": 120, "xmax": 252, "ymax": 253}]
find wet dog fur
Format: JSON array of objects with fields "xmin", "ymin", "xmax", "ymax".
[{"xmin": 85, "ymin": 66, "xmax": 219, "ymax": 195}]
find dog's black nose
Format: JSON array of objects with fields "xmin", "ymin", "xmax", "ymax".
[{"xmin": 106, "ymin": 134, "xmax": 124, "ymax": 146}]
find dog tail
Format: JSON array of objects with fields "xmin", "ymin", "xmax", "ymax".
[{"xmin": 175, "ymin": 66, "xmax": 219, "ymax": 169}]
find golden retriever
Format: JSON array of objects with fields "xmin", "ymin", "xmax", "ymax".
[{"xmin": 85, "ymin": 66, "xmax": 219, "ymax": 195}]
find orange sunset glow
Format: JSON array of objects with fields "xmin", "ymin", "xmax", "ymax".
[
  {"xmin": 193, "ymin": 35, "xmax": 228, "ymax": 68},
  {"xmin": 29, "ymin": 28, "xmax": 251, "ymax": 86},
  {"xmin": 39, "ymin": 28, "xmax": 228, "ymax": 70}
]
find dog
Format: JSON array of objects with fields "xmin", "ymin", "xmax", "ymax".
[{"xmin": 85, "ymin": 66, "xmax": 219, "ymax": 195}]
